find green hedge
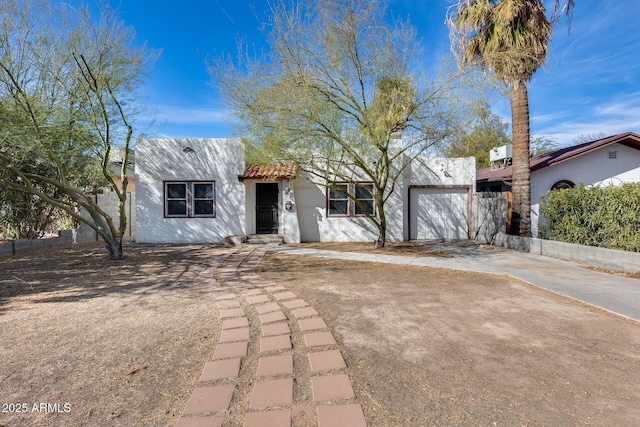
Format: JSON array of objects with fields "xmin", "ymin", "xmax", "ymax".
[{"xmin": 540, "ymin": 183, "xmax": 640, "ymax": 252}]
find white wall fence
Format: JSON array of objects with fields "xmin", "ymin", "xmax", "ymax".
[{"xmin": 0, "ymin": 191, "xmax": 135, "ymax": 258}]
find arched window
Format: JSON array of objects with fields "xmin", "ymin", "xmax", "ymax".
[{"xmin": 551, "ymin": 180, "xmax": 575, "ymax": 190}]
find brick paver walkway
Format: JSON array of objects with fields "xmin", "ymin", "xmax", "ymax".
[{"xmin": 174, "ymin": 248, "xmax": 367, "ymax": 427}]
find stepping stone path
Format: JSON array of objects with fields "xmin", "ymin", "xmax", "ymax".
[{"xmin": 175, "ymin": 248, "xmax": 367, "ymax": 427}]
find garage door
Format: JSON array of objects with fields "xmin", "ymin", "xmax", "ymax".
[{"xmin": 410, "ymin": 187, "xmax": 469, "ymax": 240}]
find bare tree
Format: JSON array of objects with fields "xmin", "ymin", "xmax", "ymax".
[
  {"xmin": 211, "ymin": 0, "xmax": 469, "ymax": 247},
  {"xmin": 572, "ymin": 131, "xmax": 607, "ymax": 144},
  {"xmin": 530, "ymin": 135, "xmax": 559, "ymax": 154},
  {"xmin": 0, "ymin": 1, "xmax": 156, "ymax": 259}
]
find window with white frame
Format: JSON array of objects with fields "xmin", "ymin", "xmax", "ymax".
[
  {"xmin": 327, "ymin": 182, "xmax": 375, "ymax": 217},
  {"xmin": 164, "ymin": 181, "xmax": 215, "ymax": 218}
]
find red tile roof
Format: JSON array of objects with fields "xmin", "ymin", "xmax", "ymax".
[
  {"xmin": 243, "ymin": 164, "xmax": 297, "ymax": 180},
  {"xmin": 477, "ymin": 132, "xmax": 640, "ymax": 182}
]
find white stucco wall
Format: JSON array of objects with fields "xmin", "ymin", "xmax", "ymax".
[
  {"xmin": 407, "ymin": 157, "xmax": 477, "ymax": 188},
  {"xmin": 244, "ymin": 180, "xmax": 258, "ymax": 235},
  {"xmin": 135, "ymin": 138, "xmax": 246, "ymax": 243},
  {"xmin": 135, "ymin": 137, "xmax": 477, "ymax": 243},
  {"xmin": 292, "ymin": 173, "xmax": 394, "ymax": 243},
  {"xmin": 531, "ymin": 143, "xmax": 640, "ymax": 236},
  {"xmin": 290, "ymin": 156, "xmax": 475, "ymax": 243},
  {"xmin": 280, "ymin": 180, "xmax": 301, "ymax": 243}
]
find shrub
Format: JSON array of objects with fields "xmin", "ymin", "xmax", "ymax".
[{"xmin": 540, "ymin": 182, "xmax": 640, "ymax": 252}]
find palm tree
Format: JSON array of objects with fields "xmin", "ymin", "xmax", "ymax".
[{"xmin": 448, "ymin": 0, "xmax": 573, "ymax": 236}]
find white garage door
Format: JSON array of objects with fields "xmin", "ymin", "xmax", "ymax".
[{"xmin": 410, "ymin": 187, "xmax": 469, "ymax": 240}]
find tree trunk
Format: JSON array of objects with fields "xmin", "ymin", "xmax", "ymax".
[
  {"xmin": 105, "ymin": 235, "xmax": 124, "ymax": 260},
  {"xmin": 374, "ymin": 195, "xmax": 386, "ymax": 248},
  {"xmin": 509, "ymin": 81, "xmax": 532, "ymax": 237}
]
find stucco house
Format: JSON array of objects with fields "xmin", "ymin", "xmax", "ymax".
[
  {"xmin": 135, "ymin": 138, "xmax": 476, "ymax": 244},
  {"xmin": 476, "ymin": 132, "xmax": 640, "ymax": 236}
]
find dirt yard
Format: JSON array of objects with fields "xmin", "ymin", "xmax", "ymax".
[
  {"xmin": 257, "ymin": 247, "xmax": 640, "ymax": 427},
  {"xmin": 0, "ymin": 242, "xmax": 225, "ymax": 427},
  {"xmin": 1, "ymin": 242, "xmax": 639, "ymax": 426}
]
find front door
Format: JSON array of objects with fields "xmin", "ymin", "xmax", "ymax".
[{"xmin": 255, "ymin": 183, "xmax": 279, "ymax": 234}]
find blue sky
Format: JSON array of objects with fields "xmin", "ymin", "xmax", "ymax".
[{"xmin": 98, "ymin": 0, "xmax": 639, "ymax": 146}]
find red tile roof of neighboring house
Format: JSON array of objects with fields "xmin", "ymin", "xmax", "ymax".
[
  {"xmin": 477, "ymin": 132, "xmax": 640, "ymax": 183},
  {"xmin": 243, "ymin": 164, "xmax": 297, "ymax": 180}
]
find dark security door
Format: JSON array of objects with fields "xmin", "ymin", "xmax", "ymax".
[{"xmin": 255, "ymin": 183, "xmax": 279, "ymax": 234}]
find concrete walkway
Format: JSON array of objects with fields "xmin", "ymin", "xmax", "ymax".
[{"xmin": 269, "ymin": 242, "xmax": 640, "ymax": 322}]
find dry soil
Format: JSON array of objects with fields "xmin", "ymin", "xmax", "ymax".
[{"xmin": 1, "ymin": 242, "xmax": 639, "ymax": 426}]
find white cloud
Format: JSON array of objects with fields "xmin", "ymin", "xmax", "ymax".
[
  {"xmin": 593, "ymin": 93, "xmax": 640, "ymax": 118},
  {"xmin": 533, "ymin": 93, "xmax": 640, "ymax": 143},
  {"xmin": 531, "ymin": 110, "xmax": 573, "ymax": 124}
]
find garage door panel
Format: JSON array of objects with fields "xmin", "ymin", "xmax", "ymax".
[{"xmin": 410, "ymin": 188, "xmax": 468, "ymax": 240}]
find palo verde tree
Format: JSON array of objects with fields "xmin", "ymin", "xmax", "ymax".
[
  {"xmin": 0, "ymin": 1, "xmax": 155, "ymax": 259},
  {"xmin": 211, "ymin": 0, "xmax": 467, "ymax": 247},
  {"xmin": 448, "ymin": 0, "xmax": 574, "ymax": 236},
  {"xmin": 0, "ymin": 103, "xmax": 73, "ymax": 238}
]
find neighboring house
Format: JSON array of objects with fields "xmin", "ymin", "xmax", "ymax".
[
  {"xmin": 476, "ymin": 132, "xmax": 640, "ymax": 236},
  {"xmin": 135, "ymin": 138, "xmax": 476, "ymax": 244}
]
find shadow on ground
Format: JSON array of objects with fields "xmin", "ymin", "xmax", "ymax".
[{"xmin": 0, "ymin": 242, "xmax": 225, "ymax": 314}]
